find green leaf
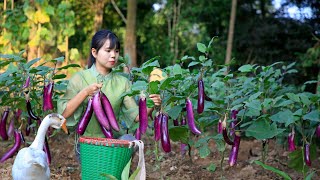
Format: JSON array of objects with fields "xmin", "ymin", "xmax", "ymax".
[
  {"xmin": 249, "ymin": 92, "xmax": 263, "ymax": 101},
  {"xmin": 52, "ymin": 56, "xmax": 65, "ymax": 62},
  {"xmin": 199, "ymin": 145, "xmax": 211, "ymax": 158},
  {"xmin": 246, "ymin": 119, "xmax": 285, "ymax": 140},
  {"xmin": 131, "ymin": 81, "xmax": 148, "ymax": 91},
  {"xmin": 53, "ymin": 74, "xmax": 67, "ymax": 80},
  {"xmin": 299, "ymin": 93, "xmax": 311, "ymax": 106},
  {"xmin": 167, "ymin": 105, "xmax": 183, "ymax": 120},
  {"xmin": 254, "ymin": 160, "xmax": 292, "ymax": 180},
  {"xmin": 302, "ymin": 110, "xmax": 320, "ymax": 122},
  {"xmin": 270, "ymin": 109, "xmax": 295, "ymax": 127},
  {"xmin": 149, "ymin": 81, "xmax": 159, "ymax": 94},
  {"xmin": 129, "ymin": 167, "xmax": 141, "ymax": 180},
  {"xmin": 169, "ymin": 126, "xmax": 189, "ymax": 144},
  {"xmin": 238, "ymin": 64, "xmax": 253, "ymax": 72},
  {"xmin": 57, "ymin": 63, "xmax": 81, "ymax": 70},
  {"xmin": 197, "ymin": 43, "xmax": 207, "ymax": 53},
  {"xmin": 199, "ymin": 55, "xmax": 206, "ymax": 62},
  {"xmin": 25, "ymin": 58, "xmax": 41, "ymax": 69},
  {"xmin": 172, "ymin": 64, "xmax": 182, "ymax": 75},
  {"xmin": 286, "ymin": 93, "xmax": 300, "ymax": 103},
  {"xmin": 206, "ymin": 163, "xmax": 216, "ymax": 172},
  {"xmin": 305, "ymin": 172, "xmax": 315, "ymax": 180},
  {"xmin": 188, "ymin": 61, "xmax": 200, "ymax": 67},
  {"xmin": 146, "ymin": 99, "xmax": 154, "ymax": 108}
]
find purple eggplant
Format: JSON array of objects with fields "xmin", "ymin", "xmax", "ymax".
[
  {"xmin": 173, "ymin": 119, "xmax": 179, "ymax": 126},
  {"xmin": 43, "ymin": 81, "xmax": 54, "ymax": 111},
  {"xmin": 0, "ymin": 129, "xmax": 23, "ymax": 163},
  {"xmin": 7, "ymin": 116, "xmax": 15, "ymax": 137},
  {"xmin": 43, "ymin": 137, "xmax": 51, "ymax": 164},
  {"xmin": 92, "ymin": 91, "xmax": 111, "ymax": 130},
  {"xmin": 0, "ymin": 109, "xmax": 9, "ymax": 141},
  {"xmin": 101, "ymin": 92, "xmax": 120, "ymax": 131},
  {"xmin": 217, "ymin": 119, "xmax": 222, "ymax": 134},
  {"xmin": 288, "ymin": 130, "xmax": 296, "ymax": 152},
  {"xmin": 181, "ymin": 116, "xmax": 186, "ymax": 126},
  {"xmin": 139, "ymin": 93, "xmax": 148, "ymax": 134},
  {"xmin": 100, "ymin": 123, "xmax": 113, "ymax": 138},
  {"xmin": 197, "ymin": 79, "xmax": 205, "ymax": 114},
  {"xmin": 231, "ymin": 110, "xmax": 238, "ymax": 120},
  {"xmin": 76, "ymin": 98, "xmax": 94, "ymax": 135},
  {"xmin": 186, "ymin": 98, "xmax": 201, "ymax": 135},
  {"xmin": 180, "ymin": 116, "xmax": 187, "ymax": 155},
  {"xmin": 154, "ymin": 112, "xmax": 162, "ymax": 141},
  {"xmin": 160, "ymin": 113, "xmax": 171, "ymax": 153},
  {"xmin": 315, "ymin": 125, "xmax": 320, "ymax": 138},
  {"xmin": 25, "ymin": 92, "xmax": 40, "ymax": 120},
  {"xmin": 22, "ymin": 76, "xmax": 30, "ymax": 89},
  {"xmin": 222, "ymin": 116, "xmax": 234, "ymax": 145},
  {"xmin": 304, "ymin": 143, "xmax": 311, "ymax": 166},
  {"xmin": 229, "ymin": 132, "xmax": 241, "ymax": 166},
  {"xmin": 135, "ymin": 128, "xmax": 141, "ymax": 140}
]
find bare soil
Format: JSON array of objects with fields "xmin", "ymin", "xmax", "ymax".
[{"xmin": 1, "ymin": 132, "xmax": 320, "ymax": 180}]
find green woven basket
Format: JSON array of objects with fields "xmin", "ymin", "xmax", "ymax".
[{"xmin": 79, "ymin": 137, "xmax": 133, "ymax": 180}]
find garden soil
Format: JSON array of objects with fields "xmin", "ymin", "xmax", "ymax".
[{"xmin": 1, "ymin": 131, "xmax": 319, "ymax": 180}]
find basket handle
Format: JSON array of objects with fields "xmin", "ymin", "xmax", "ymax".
[{"xmin": 129, "ymin": 140, "xmax": 146, "ymax": 180}]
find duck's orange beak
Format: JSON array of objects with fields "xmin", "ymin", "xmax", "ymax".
[{"xmin": 61, "ymin": 120, "xmax": 69, "ymax": 134}]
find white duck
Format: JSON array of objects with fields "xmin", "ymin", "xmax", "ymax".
[{"xmin": 12, "ymin": 113, "xmax": 69, "ymax": 180}]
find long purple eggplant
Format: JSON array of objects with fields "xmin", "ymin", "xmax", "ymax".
[
  {"xmin": 154, "ymin": 112, "xmax": 162, "ymax": 141},
  {"xmin": 229, "ymin": 110, "xmax": 238, "ymax": 137},
  {"xmin": 0, "ymin": 109, "xmax": 9, "ymax": 141},
  {"xmin": 304, "ymin": 143, "xmax": 311, "ymax": 167},
  {"xmin": 197, "ymin": 79, "xmax": 205, "ymax": 114},
  {"xmin": 43, "ymin": 81, "xmax": 54, "ymax": 111},
  {"xmin": 229, "ymin": 132, "xmax": 241, "ymax": 166},
  {"xmin": 101, "ymin": 92, "xmax": 119, "ymax": 131},
  {"xmin": 92, "ymin": 91, "xmax": 111, "ymax": 130},
  {"xmin": 135, "ymin": 127, "xmax": 141, "ymax": 140},
  {"xmin": 186, "ymin": 98, "xmax": 201, "ymax": 135},
  {"xmin": 23, "ymin": 76, "xmax": 31, "ymax": 89},
  {"xmin": 76, "ymin": 98, "xmax": 94, "ymax": 135},
  {"xmin": 0, "ymin": 129, "xmax": 23, "ymax": 163},
  {"xmin": 160, "ymin": 113, "xmax": 171, "ymax": 153},
  {"xmin": 217, "ymin": 119, "xmax": 222, "ymax": 134},
  {"xmin": 315, "ymin": 125, "xmax": 320, "ymax": 138},
  {"xmin": 25, "ymin": 92, "xmax": 40, "ymax": 120},
  {"xmin": 43, "ymin": 137, "xmax": 51, "ymax": 164},
  {"xmin": 139, "ymin": 93, "xmax": 148, "ymax": 134},
  {"xmin": 288, "ymin": 130, "xmax": 296, "ymax": 152},
  {"xmin": 100, "ymin": 123, "xmax": 113, "ymax": 138},
  {"xmin": 180, "ymin": 116, "xmax": 187, "ymax": 155},
  {"xmin": 7, "ymin": 116, "xmax": 15, "ymax": 137},
  {"xmin": 222, "ymin": 116, "xmax": 234, "ymax": 145}
]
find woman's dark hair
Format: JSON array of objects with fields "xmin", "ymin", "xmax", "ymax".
[{"xmin": 88, "ymin": 29, "xmax": 120, "ymax": 68}]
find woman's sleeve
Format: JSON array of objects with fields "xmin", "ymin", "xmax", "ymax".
[
  {"xmin": 57, "ymin": 74, "xmax": 85, "ymax": 126},
  {"xmin": 119, "ymin": 80, "xmax": 139, "ymax": 129}
]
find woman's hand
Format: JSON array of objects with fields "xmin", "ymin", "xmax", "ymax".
[
  {"xmin": 84, "ymin": 83, "xmax": 103, "ymax": 97},
  {"xmin": 149, "ymin": 94, "xmax": 161, "ymax": 106}
]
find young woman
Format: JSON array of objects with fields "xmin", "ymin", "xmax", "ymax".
[{"xmin": 58, "ymin": 29, "xmax": 161, "ymax": 139}]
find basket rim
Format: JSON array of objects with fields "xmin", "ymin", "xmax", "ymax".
[{"xmin": 79, "ymin": 136, "xmax": 131, "ymax": 147}]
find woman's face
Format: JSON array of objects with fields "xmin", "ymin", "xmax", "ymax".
[{"xmin": 92, "ymin": 39, "xmax": 119, "ymax": 74}]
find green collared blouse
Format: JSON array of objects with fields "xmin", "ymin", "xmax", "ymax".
[{"xmin": 57, "ymin": 64, "xmax": 139, "ymax": 138}]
